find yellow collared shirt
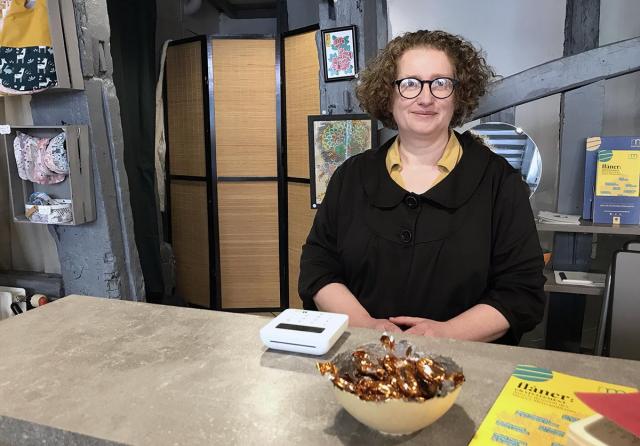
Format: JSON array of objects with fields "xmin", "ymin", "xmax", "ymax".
[{"xmin": 385, "ymin": 131, "xmax": 463, "ymax": 190}]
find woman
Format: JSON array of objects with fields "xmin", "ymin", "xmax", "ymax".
[{"xmin": 298, "ymin": 30, "xmax": 545, "ymax": 344}]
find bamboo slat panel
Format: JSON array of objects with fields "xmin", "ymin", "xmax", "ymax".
[
  {"xmin": 212, "ymin": 39, "xmax": 276, "ymax": 177},
  {"xmin": 170, "ymin": 180, "xmax": 210, "ymax": 307},
  {"xmin": 166, "ymin": 42, "xmax": 206, "ymax": 177},
  {"xmin": 218, "ymin": 182, "xmax": 280, "ymax": 308},
  {"xmin": 287, "ymin": 183, "xmax": 316, "ymax": 309},
  {"xmin": 285, "ymin": 31, "xmax": 320, "ymax": 179}
]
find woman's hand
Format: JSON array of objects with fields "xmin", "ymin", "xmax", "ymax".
[
  {"xmin": 390, "ymin": 305, "xmax": 509, "ymax": 341},
  {"xmin": 388, "ymin": 316, "xmax": 449, "ymax": 337},
  {"xmin": 363, "ymin": 318, "xmax": 403, "ymax": 333},
  {"xmin": 313, "ymin": 284, "xmax": 403, "ymax": 333}
]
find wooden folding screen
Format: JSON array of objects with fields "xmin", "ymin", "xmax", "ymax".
[
  {"xmin": 211, "ymin": 38, "xmax": 280, "ymax": 310},
  {"xmin": 165, "ymin": 38, "xmax": 212, "ymax": 308},
  {"xmin": 166, "ymin": 36, "xmax": 280, "ymax": 311},
  {"xmin": 284, "ymin": 28, "xmax": 320, "ymax": 308},
  {"xmin": 166, "ymin": 31, "xmax": 318, "ymax": 311}
]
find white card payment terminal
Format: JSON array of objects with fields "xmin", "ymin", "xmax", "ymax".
[{"xmin": 260, "ymin": 309, "xmax": 348, "ymax": 355}]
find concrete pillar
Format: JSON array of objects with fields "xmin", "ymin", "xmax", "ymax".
[{"xmin": 28, "ymin": 0, "xmax": 144, "ymax": 300}]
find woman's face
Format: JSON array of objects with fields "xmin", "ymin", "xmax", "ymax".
[{"xmin": 391, "ymin": 47, "xmax": 456, "ymax": 140}]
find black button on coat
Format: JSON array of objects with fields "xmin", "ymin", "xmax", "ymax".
[{"xmin": 298, "ymin": 131, "xmax": 546, "ymax": 345}]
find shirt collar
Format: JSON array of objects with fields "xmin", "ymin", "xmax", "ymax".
[
  {"xmin": 363, "ymin": 130, "xmax": 492, "ymax": 210},
  {"xmin": 439, "ymin": 131, "xmax": 462, "ymax": 173},
  {"xmin": 385, "ymin": 138, "xmax": 402, "ymax": 172},
  {"xmin": 386, "ymin": 130, "xmax": 462, "ymax": 173}
]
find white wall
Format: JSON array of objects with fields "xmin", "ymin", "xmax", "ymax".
[
  {"xmin": 600, "ymin": 0, "xmax": 640, "ymax": 44},
  {"xmin": 600, "ymin": 0, "xmax": 640, "ymax": 135},
  {"xmin": 387, "ymin": 0, "xmax": 566, "ymax": 77}
]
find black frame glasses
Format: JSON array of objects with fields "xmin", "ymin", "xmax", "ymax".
[{"xmin": 393, "ymin": 77, "xmax": 458, "ymax": 99}]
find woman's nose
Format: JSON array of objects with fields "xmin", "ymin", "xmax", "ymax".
[{"xmin": 415, "ymin": 85, "xmax": 435, "ymax": 105}]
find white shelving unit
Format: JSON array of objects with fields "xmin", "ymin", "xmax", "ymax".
[
  {"xmin": 537, "ymin": 218, "xmax": 639, "ymax": 295},
  {"xmin": 537, "ymin": 221, "xmax": 640, "ymax": 236}
]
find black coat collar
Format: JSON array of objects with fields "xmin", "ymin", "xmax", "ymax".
[{"xmin": 362, "ymin": 130, "xmax": 492, "ymax": 210}]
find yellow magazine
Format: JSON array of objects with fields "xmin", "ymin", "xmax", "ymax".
[
  {"xmin": 469, "ymin": 365, "xmax": 637, "ymax": 445},
  {"xmin": 595, "ymin": 149, "xmax": 640, "ymax": 197}
]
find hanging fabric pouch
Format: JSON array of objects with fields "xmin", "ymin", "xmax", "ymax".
[
  {"xmin": 0, "ymin": 0, "xmax": 57, "ymax": 94},
  {"xmin": 43, "ymin": 131, "xmax": 68, "ymax": 174},
  {"xmin": 14, "ymin": 131, "xmax": 66, "ymax": 184}
]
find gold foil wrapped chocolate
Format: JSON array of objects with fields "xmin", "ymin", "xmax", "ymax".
[{"xmin": 317, "ymin": 335, "xmax": 464, "ymax": 402}]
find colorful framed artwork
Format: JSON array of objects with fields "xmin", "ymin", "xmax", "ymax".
[
  {"xmin": 308, "ymin": 114, "xmax": 377, "ymax": 208},
  {"xmin": 320, "ymin": 25, "xmax": 358, "ymax": 82}
]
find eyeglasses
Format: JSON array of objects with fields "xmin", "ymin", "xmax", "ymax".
[{"xmin": 393, "ymin": 77, "xmax": 458, "ymax": 99}]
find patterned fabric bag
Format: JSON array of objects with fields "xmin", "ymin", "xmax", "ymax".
[
  {"xmin": 0, "ymin": 0, "xmax": 57, "ymax": 94},
  {"xmin": 14, "ymin": 131, "xmax": 66, "ymax": 184},
  {"xmin": 42, "ymin": 131, "xmax": 68, "ymax": 174}
]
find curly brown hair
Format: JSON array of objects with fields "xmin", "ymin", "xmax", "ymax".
[{"xmin": 355, "ymin": 30, "xmax": 495, "ymax": 129}]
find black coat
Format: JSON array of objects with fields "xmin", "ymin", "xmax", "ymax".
[{"xmin": 298, "ymin": 131, "xmax": 546, "ymax": 345}]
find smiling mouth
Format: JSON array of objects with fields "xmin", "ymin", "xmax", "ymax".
[{"xmin": 412, "ymin": 111, "xmax": 437, "ymax": 116}]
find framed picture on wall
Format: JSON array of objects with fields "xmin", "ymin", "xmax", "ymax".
[
  {"xmin": 308, "ymin": 114, "xmax": 377, "ymax": 208},
  {"xmin": 320, "ymin": 25, "xmax": 358, "ymax": 81}
]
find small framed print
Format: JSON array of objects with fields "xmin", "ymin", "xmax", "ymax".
[
  {"xmin": 320, "ymin": 25, "xmax": 358, "ymax": 82},
  {"xmin": 308, "ymin": 114, "xmax": 376, "ymax": 208}
]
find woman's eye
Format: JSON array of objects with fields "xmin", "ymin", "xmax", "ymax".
[{"xmin": 433, "ymin": 78, "xmax": 449, "ymax": 88}]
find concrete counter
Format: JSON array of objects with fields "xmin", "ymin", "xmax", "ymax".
[{"xmin": 0, "ymin": 295, "xmax": 638, "ymax": 445}]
